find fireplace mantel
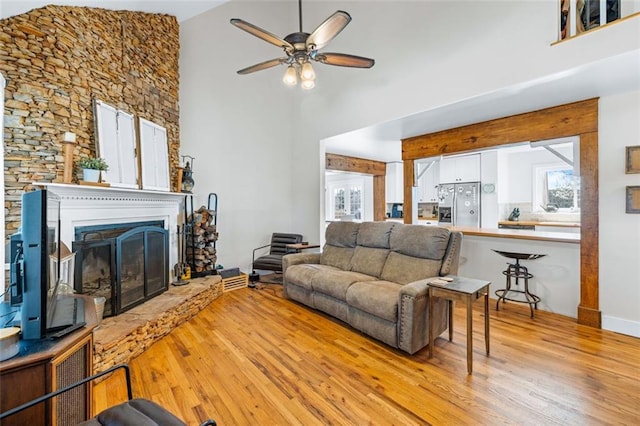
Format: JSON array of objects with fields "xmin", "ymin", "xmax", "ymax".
[
  {"xmin": 35, "ymin": 182, "xmax": 186, "ymax": 202},
  {"xmin": 36, "ymin": 183, "xmax": 185, "ymax": 276}
]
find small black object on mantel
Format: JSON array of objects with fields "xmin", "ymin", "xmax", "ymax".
[{"xmin": 508, "ymin": 207, "xmax": 520, "ymax": 221}]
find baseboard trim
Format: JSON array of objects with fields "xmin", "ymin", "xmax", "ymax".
[{"xmin": 602, "ymin": 315, "xmax": 640, "ymax": 338}]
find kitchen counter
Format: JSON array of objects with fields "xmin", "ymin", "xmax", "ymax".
[
  {"xmin": 445, "ymin": 226, "xmax": 580, "ymax": 244},
  {"xmin": 498, "ymin": 220, "xmax": 580, "ymax": 228}
]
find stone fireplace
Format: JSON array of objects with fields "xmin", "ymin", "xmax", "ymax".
[{"xmin": 37, "ymin": 183, "xmax": 184, "ymax": 296}]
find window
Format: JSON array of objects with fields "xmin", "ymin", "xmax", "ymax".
[
  {"xmin": 534, "ymin": 165, "xmax": 580, "ymax": 211},
  {"xmin": 326, "ymin": 177, "xmax": 364, "ymax": 221}
]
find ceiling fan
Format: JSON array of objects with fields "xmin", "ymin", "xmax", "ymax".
[{"xmin": 230, "ymin": 0, "xmax": 375, "ymax": 89}]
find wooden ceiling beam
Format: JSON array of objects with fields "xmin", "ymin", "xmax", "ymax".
[
  {"xmin": 402, "ymin": 98, "xmax": 598, "ymax": 160},
  {"xmin": 326, "ymin": 153, "xmax": 386, "ymax": 176}
]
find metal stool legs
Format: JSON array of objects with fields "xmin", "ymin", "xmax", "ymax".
[{"xmin": 495, "ymin": 259, "xmax": 541, "ymax": 318}]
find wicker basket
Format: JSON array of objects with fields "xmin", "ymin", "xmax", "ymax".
[{"xmin": 222, "ymin": 273, "xmax": 248, "ymax": 292}]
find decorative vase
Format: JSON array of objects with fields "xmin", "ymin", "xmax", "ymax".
[{"xmin": 83, "ymin": 168, "xmax": 100, "ymax": 182}]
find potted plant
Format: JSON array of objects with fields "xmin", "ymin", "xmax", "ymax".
[{"xmin": 77, "ymin": 156, "xmax": 108, "ymax": 182}]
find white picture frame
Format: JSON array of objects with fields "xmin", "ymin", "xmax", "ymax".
[
  {"xmin": 139, "ymin": 118, "xmax": 170, "ymax": 191},
  {"xmin": 93, "ymin": 100, "xmax": 139, "ymax": 188}
]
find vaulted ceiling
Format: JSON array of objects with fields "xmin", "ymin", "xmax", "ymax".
[{"xmin": 1, "ymin": 0, "xmax": 227, "ymax": 23}]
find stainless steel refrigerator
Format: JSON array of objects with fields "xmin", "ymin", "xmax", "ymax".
[{"xmin": 437, "ymin": 182, "xmax": 481, "ymax": 227}]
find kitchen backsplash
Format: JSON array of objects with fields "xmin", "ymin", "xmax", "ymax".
[
  {"xmin": 417, "ymin": 202, "xmax": 438, "ymax": 218},
  {"xmin": 501, "ymin": 203, "xmax": 580, "ymax": 223}
]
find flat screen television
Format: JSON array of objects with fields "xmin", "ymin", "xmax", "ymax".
[{"xmin": 9, "ymin": 189, "xmax": 84, "ymax": 340}]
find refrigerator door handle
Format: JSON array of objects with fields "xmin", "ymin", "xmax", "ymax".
[{"xmin": 451, "ymin": 192, "xmax": 456, "ymax": 226}]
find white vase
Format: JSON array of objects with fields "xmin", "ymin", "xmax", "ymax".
[{"xmin": 83, "ymin": 169, "xmax": 100, "ymax": 182}]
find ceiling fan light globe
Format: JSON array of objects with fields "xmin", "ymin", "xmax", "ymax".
[
  {"xmin": 283, "ymin": 66, "xmax": 298, "ymax": 85},
  {"xmin": 301, "ymin": 62, "xmax": 315, "ymax": 80},
  {"xmin": 301, "ymin": 79, "xmax": 315, "ymax": 90}
]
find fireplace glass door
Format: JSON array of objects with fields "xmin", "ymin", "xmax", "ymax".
[
  {"xmin": 116, "ymin": 226, "xmax": 169, "ymax": 313},
  {"xmin": 73, "ymin": 223, "xmax": 168, "ymax": 317}
]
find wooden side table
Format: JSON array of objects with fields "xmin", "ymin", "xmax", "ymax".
[
  {"xmin": 428, "ymin": 276, "xmax": 491, "ymax": 374},
  {"xmin": 285, "ymin": 243, "xmax": 320, "ymax": 253}
]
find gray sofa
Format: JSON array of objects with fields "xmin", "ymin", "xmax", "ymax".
[{"xmin": 283, "ymin": 221, "xmax": 463, "ymax": 354}]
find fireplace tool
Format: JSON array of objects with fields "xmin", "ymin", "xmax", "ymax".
[{"xmin": 172, "ymin": 224, "xmax": 190, "ymax": 286}]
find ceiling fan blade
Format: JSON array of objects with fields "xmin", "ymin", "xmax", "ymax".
[
  {"xmin": 237, "ymin": 58, "xmax": 287, "ymax": 75},
  {"xmin": 306, "ymin": 11, "xmax": 351, "ymax": 50},
  {"xmin": 315, "ymin": 53, "xmax": 375, "ymax": 68},
  {"xmin": 230, "ymin": 18, "xmax": 294, "ymax": 51}
]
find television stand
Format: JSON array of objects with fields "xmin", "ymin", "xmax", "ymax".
[{"xmin": 0, "ymin": 295, "xmax": 97, "ymax": 425}]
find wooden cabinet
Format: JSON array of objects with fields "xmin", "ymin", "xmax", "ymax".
[
  {"xmin": 440, "ymin": 154, "xmax": 480, "ymax": 183},
  {"xmin": 418, "ymin": 161, "xmax": 440, "ymax": 202},
  {"xmin": 386, "ymin": 162, "xmax": 404, "ymax": 203},
  {"xmin": 0, "ymin": 298, "xmax": 96, "ymax": 425}
]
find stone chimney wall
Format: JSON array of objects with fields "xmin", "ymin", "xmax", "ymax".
[{"xmin": 1, "ymin": 5, "xmax": 180, "ymax": 238}]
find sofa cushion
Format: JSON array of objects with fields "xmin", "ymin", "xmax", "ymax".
[
  {"xmin": 325, "ymin": 221, "xmax": 361, "ymax": 247},
  {"xmin": 390, "ymin": 225, "xmax": 451, "ymax": 260},
  {"xmin": 356, "ymin": 222, "xmax": 395, "ymax": 248},
  {"xmin": 321, "ymin": 246, "xmax": 355, "ymax": 270},
  {"xmin": 286, "ymin": 264, "xmax": 339, "ymax": 291},
  {"xmin": 346, "ymin": 280, "xmax": 402, "ymax": 322},
  {"xmin": 349, "ymin": 246, "xmax": 390, "ymax": 277},
  {"xmin": 380, "ymin": 252, "xmax": 443, "ymax": 285},
  {"xmin": 312, "ymin": 270, "xmax": 376, "ymax": 300}
]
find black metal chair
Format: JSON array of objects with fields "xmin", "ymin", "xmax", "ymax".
[
  {"xmin": 0, "ymin": 364, "xmax": 216, "ymax": 426},
  {"xmin": 250, "ymin": 232, "xmax": 303, "ymax": 283}
]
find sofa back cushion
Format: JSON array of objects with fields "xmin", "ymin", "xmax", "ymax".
[
  {"xmin": 355, "ymin": 222, "xmax": 395, "ymax": 248},
  {"xmin": 350, "ymin": 246, "xmax": 390, "ymax": 277},
  {"xmin": 379, "ymin": 225, "xmax": 452, "ymax": 285},
  {"xmin": 380, "ymin": 253, "xmax": 443, "ymax": 285},
  {"xmin": 390, "ymin": 225, "xmax": 451, "ymax": 260},
  {"xmin": 321, "ymin": 222, "xmax": 361, "ymax": 270},
  {"xmin": 325, "ymin": 221, "xmax": 361, "ymax": 247}
]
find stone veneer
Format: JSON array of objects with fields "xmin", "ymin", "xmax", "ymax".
[
  {"xmin": 1, "ymin": 5, "xmax": 180, "ymax": 239},
  {"xmin": 93, "ymin": 275, "xmax": 223, "ymax": 373}
]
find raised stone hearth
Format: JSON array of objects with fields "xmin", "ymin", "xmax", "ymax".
[{"xmin": 93, "ymin": 275, "xmax": 222, "ymax": 373}]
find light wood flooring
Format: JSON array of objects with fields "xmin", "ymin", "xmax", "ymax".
[{"xmin": 93, "ymin": 284, "xmax": 640, "ymax": 425}]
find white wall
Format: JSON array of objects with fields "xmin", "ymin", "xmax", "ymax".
[
  {"xmin": 503, "ymin": 146, "xmax": 573, "ymax": 204},
  {"xmin": 599, "ymin": 90, "xmax": 640, "ymax": 337},
  {"xmin": 179, "ymin": 2, "xmax": 301, "ymax": 272},
  {"xmin": 179, "ymin": 1, "xmax": 640, "ymax": 335}
]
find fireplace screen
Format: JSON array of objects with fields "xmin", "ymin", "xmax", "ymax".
[{"xmin": 73, "ymin": 223, "xmax": 168, "ymax": 317}]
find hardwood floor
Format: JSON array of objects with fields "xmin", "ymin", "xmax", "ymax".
[{"xmin": 93, "ymin": 285, "xmax": 640, "ymax": 425}]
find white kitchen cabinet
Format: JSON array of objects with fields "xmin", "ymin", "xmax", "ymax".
[
  {"xmin": 386, "ymin": 162, "xmax": 404, "ymax": 203},
  {"xmin": 418, "ymin": 161, "xmax": 440, "ymax": 202},
  {"xmin": 440, "ymin": 153, "xmax": 480, "ymax": 183}
]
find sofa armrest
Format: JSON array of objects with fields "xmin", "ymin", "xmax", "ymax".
[
  {"xmin": 399, "ymin": 278, "xmax": 433, "ymax": 298},
  {"xmin": 282, "ymin": 252, "xmax": 321, "ymax": 273},
  {"xmin": 440, "ymin": 231, "xmax": 463, "ymax": 276},
  {"xmin": 397, "ymin": 277, "xmax": 448, "ymax": 354}
]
